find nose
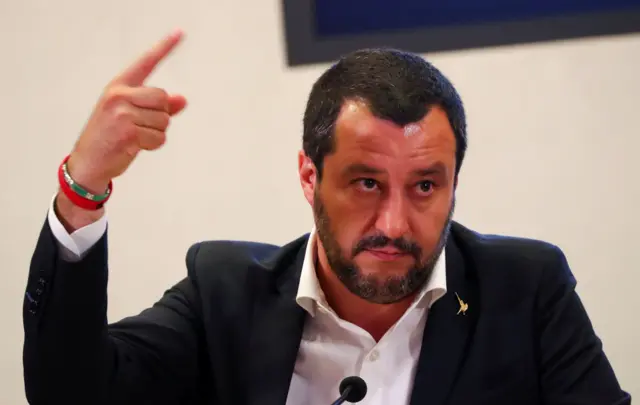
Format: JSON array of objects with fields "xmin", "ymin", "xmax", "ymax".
[{"xmin": 375, "ymin": 190, "xmax": 410, "ymax": 240}]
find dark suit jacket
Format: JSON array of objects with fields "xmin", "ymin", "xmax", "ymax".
[{"xmin": 22, "ymin": 219, "xmax": 630, "ymax": 405}]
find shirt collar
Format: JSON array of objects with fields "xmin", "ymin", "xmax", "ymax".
[{"xmin": 295, "ymin": 227, "xmax": 448, "ymax": 317}]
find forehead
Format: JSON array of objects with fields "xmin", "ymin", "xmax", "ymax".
[{"xmin": 330, "ymin": 100, "xmax": 456, "ymax": 166}]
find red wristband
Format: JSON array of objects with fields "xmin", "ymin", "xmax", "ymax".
[{"xmin": 58, "ymin": 156, "xmax": 112, "ymax": 210}]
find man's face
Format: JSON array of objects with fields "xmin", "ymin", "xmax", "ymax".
[{"xmin": 309, "ymin": 101, "xmax": 457, "ymax": 304}]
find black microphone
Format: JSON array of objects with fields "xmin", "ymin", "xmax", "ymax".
[{"xmin": 330, "ymin": 376, "xmax": 367, "ymax": 404}]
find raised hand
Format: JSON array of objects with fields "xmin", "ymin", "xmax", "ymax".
[{"xmin": 67, "ymin": 29, "xmax": 187, "ymax": 194}]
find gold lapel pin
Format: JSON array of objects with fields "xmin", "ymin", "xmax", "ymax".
[{"xmin": 455, "ymin": 292, "xmax": 468, "ymax": 316}]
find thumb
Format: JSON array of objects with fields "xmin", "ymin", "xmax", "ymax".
[{"xmin": 168, "ymin": 94, "xmax": 187, "ymax": 116}]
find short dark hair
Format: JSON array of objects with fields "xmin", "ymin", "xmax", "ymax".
[{"xmin": 302, "ymin": 48, "xmax": 467, "ymax": 179}]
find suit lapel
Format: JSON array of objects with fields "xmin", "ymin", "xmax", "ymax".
[
  {"xmin": 410, "ymin": 233, "xmax": 479, "ymax": 405},
  {"xmin": 244, "ymin": 239, "xmax": 308, "ymax": 405}
]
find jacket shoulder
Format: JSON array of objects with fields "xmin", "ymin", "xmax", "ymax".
[
  {"xmin": 452, "ymin": 221, "xmax": 566, "ymax": 266},
  {"xmin": 182, "ymin": 233, "xmax": 310, "ymax": 286},
  {"xmin": 450, "ymin": 222, "xmax": 574, "ymax": 293},
  {"xmin": 187, "ymin": 239, "xmax": 281, "ymax": 271},
  {"xmin": 450, "ymin": 222, "xmax": 576, "ymax": 316}
]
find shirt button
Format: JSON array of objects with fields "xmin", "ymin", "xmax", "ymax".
[{"xmin": 368, "ymin": 350, "xmax": 380, "ymax": 362}]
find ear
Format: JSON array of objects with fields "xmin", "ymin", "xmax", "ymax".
[{"xmin": 298, "ymin": 150, "xmax": 317, "ymax": 206}]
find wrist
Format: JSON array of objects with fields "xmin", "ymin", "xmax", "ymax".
[
  {"xmin": 58, "ymin": 155, "xmax": 113, "ymax": 211},
  {"xmin": 66, "ymin": 155, "xmax": 111, "ymax": 195},
  {"xmin": 54, "ymin": 191, "xmax": 105, "ymax": 233}
]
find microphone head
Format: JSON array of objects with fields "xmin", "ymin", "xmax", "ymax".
[{"xmin": 339, "ymin": 376, "xmax": 367, "ymax": 403}]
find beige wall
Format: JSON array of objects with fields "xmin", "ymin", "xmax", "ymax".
[{"xmin": 1, "ymin": 0, "xmax": 638, "ymax": 403}]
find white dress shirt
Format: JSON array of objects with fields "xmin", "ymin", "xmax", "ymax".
[
  {"xmin": 47, "ymin": 195, "xmax": 108, "ymax": 262},
  {"xmin": 47, "ymin": 196, "xmax": 447, "ymax": 405}
]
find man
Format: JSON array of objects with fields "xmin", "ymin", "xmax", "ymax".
[{"xmin": 22, "ymin": 30, "xmax": 629, "ymax": 405}]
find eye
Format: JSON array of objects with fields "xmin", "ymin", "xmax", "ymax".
[
  {"xmin": 356, "ymin": 178, "xmax": 379, "ymax": 192},
  {"xmin": 416, "ymin": 181, "xmax": 434, "ymax": 195}
]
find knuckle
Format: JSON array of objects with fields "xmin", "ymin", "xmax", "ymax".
[
  {"xmin": 153, "ymin": 87, "xmax": 169, "ymax": 100},
  {"xmin": 119, "ymin": 122, "xmax": 138, "ymax": 142},
  {"xmin": 102, "ymin": 86, "xmax": 127, "ymax": 107},
  {"xmin": 160, "ymin": 113, "xmax": 171, "ymax": 129},
  {"xmin": 153, "ymin": 88, "xmax": 170, "ymax": 110},
  {"xmin": 141, "ymin": 131, "xmax": 166, "ymax": 150},
  {"xmin": 113, "ymin": 106, "xmax": 134, "ymax": 123},
  {"xmin": 155, "ymin": 131, "xmax": 167, "ymax": 147}
]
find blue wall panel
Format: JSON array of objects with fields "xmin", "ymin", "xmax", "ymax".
[
  {"xmin": 315, "ymin": 0, "xmax": 640, "ymax": 37},
  {"xmin": 282, "ymin": 0, "xmax": 640, "ymax": 66}
]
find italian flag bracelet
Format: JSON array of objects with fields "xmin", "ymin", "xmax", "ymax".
[{"xmin": 57, "ymin": 155, "xmax": 113, "ymax": 210}]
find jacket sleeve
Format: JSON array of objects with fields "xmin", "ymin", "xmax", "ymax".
[
  {"xmin": 22, "ymin": 218, "xmax": 206, "ymax": 405},
  {"xmin": 535, "ymin": 245, "xmax": 630, "ymax": 405}
]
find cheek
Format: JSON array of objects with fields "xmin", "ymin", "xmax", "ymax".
[
  {"xmin": 324, "ymin": 182, "xmax": 375, "ymax": 222},
  {"xmin": 323, "ymin": 196, "xmax": 375, "ymax": 245},
  {"xmin": 411, "ymin": 193, "xmax": 453, "ymax": 246}
]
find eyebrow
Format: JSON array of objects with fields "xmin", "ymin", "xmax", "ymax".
[
  {"xmin": 342, "ymin": 163, "xmax": 385, "ymax": 176},
  {"xmin": 341, "ymin": 162, "xmax": 446, "ymax": 177},
  {"xmin": 412, "ymin": 162, "xmax": 446, "ymax": 177}
]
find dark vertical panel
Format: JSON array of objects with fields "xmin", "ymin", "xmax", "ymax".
[{"xmin": 281, "ymin": 0, "xmax": 640, "ymax": 66}]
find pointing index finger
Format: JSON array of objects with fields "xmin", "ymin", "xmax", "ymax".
[{"xmin": 114, "ymin": 29, "xmax": 184, "ymax": 86}]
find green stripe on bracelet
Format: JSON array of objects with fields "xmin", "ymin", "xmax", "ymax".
[{"xmin": 61, "ymin": 162, "xmax": 111, "ymax": 202}]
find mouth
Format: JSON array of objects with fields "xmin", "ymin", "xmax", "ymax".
[{"xmin": 364, "ymin": 248, "xmax": 410, "ymax": 262}]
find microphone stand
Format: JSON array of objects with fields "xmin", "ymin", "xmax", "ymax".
[{"xmin": 330, "ymin": 385, "xmax": 352, "ymax": 405}]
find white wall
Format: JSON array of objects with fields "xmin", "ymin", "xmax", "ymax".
[{"xmin": 1, "ymin": 1, "xmax": 638, "ymax": 403}]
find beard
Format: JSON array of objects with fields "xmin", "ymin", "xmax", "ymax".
[{"xmin": 313, "ymin": 191, "xmax": 454, "ymax": 304}]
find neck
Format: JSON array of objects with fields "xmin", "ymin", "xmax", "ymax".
[{"xmin": 315, "ymin": 251, "xmax": 416, "ymax": 342}]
